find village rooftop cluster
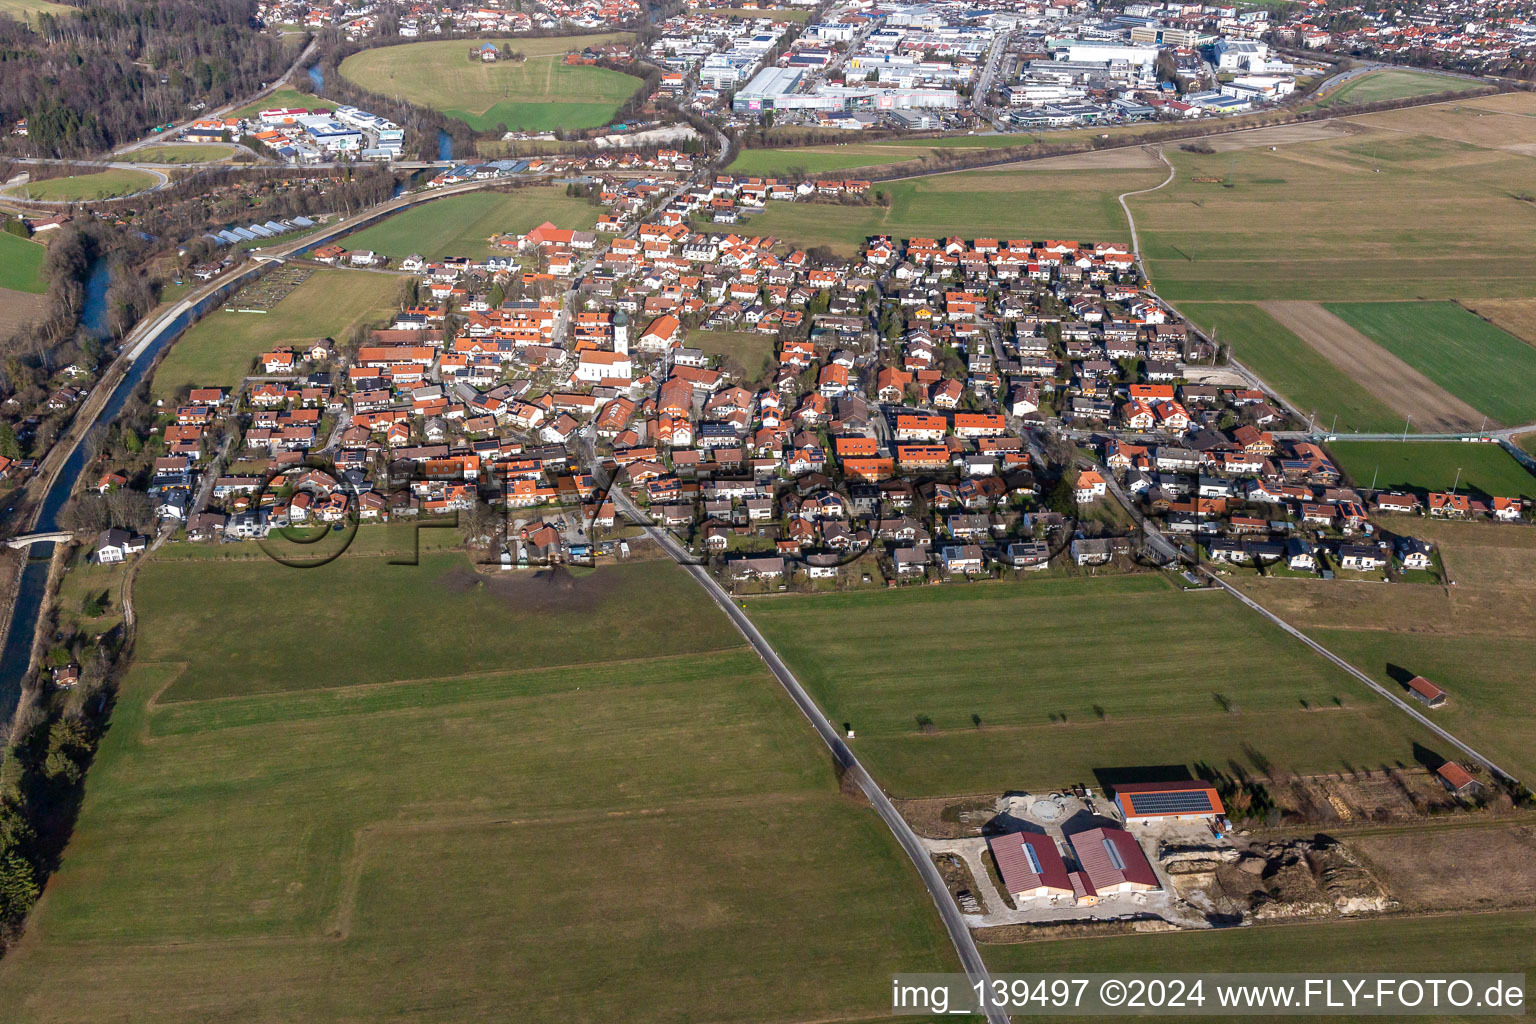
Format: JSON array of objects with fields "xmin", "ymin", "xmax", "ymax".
[{"xmin": 87, "ymin": 171, "xmax": 1529, "ymax": 590}]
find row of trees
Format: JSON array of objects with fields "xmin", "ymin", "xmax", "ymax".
[
  {"xmin": 0, "ymin": 573, "xmax": 125, "ymax": 944},
  {"xmin": 0, "ymin": 0, "xmax": 292, "ymax": 157}
]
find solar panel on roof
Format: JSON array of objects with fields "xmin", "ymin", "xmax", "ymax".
[{"xmin": 1127, "ymin": 790, "xmax": 1215, "ymax": 815}]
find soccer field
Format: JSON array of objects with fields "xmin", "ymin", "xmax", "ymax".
[
  {"xmin": 339, "ymin": 35, "xmax": 640, "ymax": 133},
  {"xmin": 0, "ymin": 553, "xmax": 956, "ymax": 1022},
  {"xmin": 151, "ymin": 268, "xmax": 403, "ymax": 401},
  {"xmin": 748, "ymin": 575, "xmax": 1439, "ymax": 797},
  {"xmin": 340, "ymin": 188, "xmax": 600, "ymax": 260}
]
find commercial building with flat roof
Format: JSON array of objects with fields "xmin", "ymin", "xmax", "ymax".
[{"xmin": 732, "ymin": 65, "xmax": 805, "ymax": 111}]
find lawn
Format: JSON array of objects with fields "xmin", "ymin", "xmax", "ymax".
[
  {"xmin": 2, "ymin": 168, "xmax": 158, "ymax": 201},
  {"xmin": 0, "ymin": 553, "xmax": 957, "ymax": 1022},
  {"xmin": 1323, "ymin": 301, "xmax": 1536, "ymax": 426},
  {"xmin": 1326, "ymin": 440, "xmax": 1536, "ymax": 498},
  {"xmin": 0, "ymin": 230, "xmax": 47, "ymax": 293},
  {"xmin": 339, "ymin": 35, "xmax": 641, "ymax": 133},
  {"xmin": 151, "ymin": 268, "xmax": 402, "ymax": 401},
  {"xmin": 1231, "ymin": 519, "xmax": 1536, "ymax": 783},
  {"xmin": 114, "ymin": 144, "xmax": 237, "ymax": 164},
  {"xmin": 722, "ymin": 165, "xmax": 1160, "ymax": 253},
  {"xmin": 1132, "ymin": 103, "xmax": 1536, "ymax": 301},
  {"xmin": 692, "ymin": 328, "xmax": 776, "ymax": 381},
  {"xmin": 1313, "ymin": 69, "xmax": 1486, "ymax": 109},
  {"xmin": 747, "ymin": 574, "xmax": 1439, "ymax": 797},
  {"xmin": 341, "ymin": 187, "xmax": 600, "ymax": 260},
  {"xmin": 227, "ymin": 88, "xmax": 323, "ymax": 121},
  {"xmin": 1178, "ymin": 302, "xmax": 1401, "ymax": 433}
]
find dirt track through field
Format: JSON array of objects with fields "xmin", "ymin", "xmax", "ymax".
[
  {"xmin": 1260, "ymin": 301, "xmax": 1486, "ymax": 431},
  {"xmin": 1199, "ymin": 121, "xmax": 1358, "ymax": 151}
]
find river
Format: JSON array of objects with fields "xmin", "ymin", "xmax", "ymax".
[
  {"xmin": 0, "ymin": 180, "xmax": 451, "ymax": 717},
  {"xmin": 437, "ymin": 129, "xmax": 454, "ymax": 162},
  {"xmin": 0, "ymin": 258, "xmax": 203, "ymax": 718},
  {"xmin": 0, "ymin": 259, "xmax": 120, "ymax": 717},
  {"xmin": 307, "ymin": 65, "xmax": 324, "ymax": 91}
]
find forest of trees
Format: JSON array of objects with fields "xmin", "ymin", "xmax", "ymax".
[{"xmin": 0, "ymin": 0, "xmax": 291, "ymax": 157}]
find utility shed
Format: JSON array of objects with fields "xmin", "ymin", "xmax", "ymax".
[{"xmin": 1407, "ymin": 675, "xmax": 1447, "ymax": 708}]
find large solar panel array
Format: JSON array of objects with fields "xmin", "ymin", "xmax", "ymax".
[{"xmin": 1126, "ymin": 789, "xmax": 1216, "ymax": 815}]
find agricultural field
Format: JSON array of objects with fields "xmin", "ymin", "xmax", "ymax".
[
  {"xmin": 2, "ymin": 168, "xmax": 159, "ymax": 202},
  {"xmin": 984, "ymin": 909, "xmax": 1536, "ymax": 983},
  {"xmin": 151, "ymin": 268, "xmax": 403, "ymax": 401},
  {"xmin": 0, "ymin": 552, "xmax": 956, "ymax": 1022},
  {"xmin": 1231, "ymin": 518, "xmax": 1536, "ymax": 783},
  {"xmin": 1132, "ymin": 97, "xmax": 1536, "ymax": 302},
  {"xmin": 719, "ymin": 163, "xmax": 1163, "ymax": 253},
  {"xmin": 1255, "ymin": 301, "xmax": 1483, "ymax": 433},
  {"xmin": 1463, "ymin": 299, "xmax": 1536, "ymax": 347},
  {"xmin": 0, "ymin": 230, "xmax": 47, "ymax": 293},
  {"xmin": 1177, "ymin": 302, "xmax": 1401, "ymax": 434},
  {"xmin": 0, "ymin": 286, "xmax": 47, "ymax": 338},
  {"xmin": 113, "ymin": 144, "xmax": 238, "ymax": 164},
  {"xmin": 1326, "ymin": 441, "xmax": 1536, "ymax": 499},
  {"xmin": 727, "ymin": 132, "xmax": 1058, "ymax": 176},
  {"xmin": 725, "ymin": 115, "xmax": 1311, "ymax": 177},
  {"xmin": 747, "ymin": 574, "xmax": 1439, "ymax": 797},
  {"xmin": 1323, "ymin": 301, "xmax": 1536, "ymax": 426},
  {"xmin": 339, "ymin": 34, "xmax": 640, "ymax": 133},
  {"xmin": 341, "ymin": 187, "xmax": 600, "ymax": 261},
  {"xmin": 1311, "ymin": 68, "xmax": 1486, "ymax": 109},
  {"xmin": 691, "ymin": 329, "xmax": 776, "ymax": 381}
]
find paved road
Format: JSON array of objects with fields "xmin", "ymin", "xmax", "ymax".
[
  {"xmin": 115, "ymin": 37, "xmax": 321, "ymax": 158},
  {"xmin": 1208, "ymin": 571, "xmax": 1520, "ymax": 787},
  {"xmin": 598, "ymin": 477, "xmax": 1007, "ymax": 1023},
  {"xmin": 1083, "ymin": 431, "xmax": 1521, "ymax": 788}
]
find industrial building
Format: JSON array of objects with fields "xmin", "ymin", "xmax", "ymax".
[
  {"xmin": 1112, "ymin": 780, "xmax": 1226, "ymax": 823},
  {"xmin": 1067, "ymin": 827, "xmax": 1160, "ymax": 899},
  {"xmin": 988, "ymin": 832, "xmax": 1073, "ymax": 901},
  {"xmin": 732, "ymin": 63, "xmax": 960, "ymax": 113}
]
